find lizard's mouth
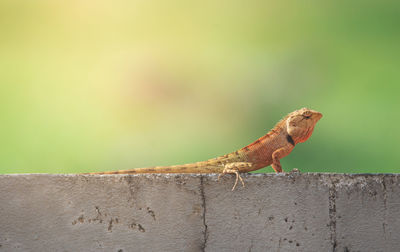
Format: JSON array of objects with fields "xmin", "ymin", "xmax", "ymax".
[{"xmin": 313, "ymin": 112, "xmax": 323, "ymax": 121}]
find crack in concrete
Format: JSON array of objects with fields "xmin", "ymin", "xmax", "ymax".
[
  {"xmin": 382, "ymin": 177, "xmax": 387, "ymax": 236},
  {"xmin": 328, "ymin": 178, "xmax": 337, "ymax": 252},
  {"xmin": 200, "ymin": 176, "xmax": 208, "ymax": 252}
]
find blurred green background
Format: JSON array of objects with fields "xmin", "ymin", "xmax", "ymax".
[{"xmin": 0, "ymin": 0, "xmax": 399, "ymax": 174}]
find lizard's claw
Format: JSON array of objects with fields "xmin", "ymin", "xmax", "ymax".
[
  {"xmin": 231, "ymin": 170, "xmax": 245, "ymax": 191},
  {"xmin": 290, "ymin": 168, "xmax": 301, "ymax": 174}
]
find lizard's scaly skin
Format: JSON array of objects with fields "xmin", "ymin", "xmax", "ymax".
[{"xmin": 86, "ymin": 108, "xmax": 322, "ymax": 176}]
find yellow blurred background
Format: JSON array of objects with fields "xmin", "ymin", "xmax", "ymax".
[{"xmin": 1, "ymin": 0, "xmax": 399, "ymax": 174}]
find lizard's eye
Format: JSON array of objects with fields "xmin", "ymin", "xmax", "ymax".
[{"xmin": 302, "ymin": 112, "xmax": 311, "ymax": 119}]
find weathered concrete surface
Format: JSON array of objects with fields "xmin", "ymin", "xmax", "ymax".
[{"xmin": 0, "ymin": 173, "xmax": 399, "ymax": 252}]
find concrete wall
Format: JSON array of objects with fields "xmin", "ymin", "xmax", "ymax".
[{"xmin": 0, "ymin": 173, "xmax": 399, "ymax": 252}]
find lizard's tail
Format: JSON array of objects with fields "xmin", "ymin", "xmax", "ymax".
[{"xmin": 82, "ymin": 163, "xmax": 221, "ymax": 175}]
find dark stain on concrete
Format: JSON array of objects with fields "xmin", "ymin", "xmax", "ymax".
[
  {"xmin": 147, "ymin": 207, "xmax": 156, "ymax": 220},
  {"xmin": 129, "ymin": 222, "xmax": 146, "ymax": 232},
  {"xmin": 108, "ymin": 219, "xmax": 114, "ymax": 231}
]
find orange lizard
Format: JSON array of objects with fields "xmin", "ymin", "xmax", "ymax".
[{"xmin": 86, "ymin": 108, "xmax": 322, "ymax": 190}]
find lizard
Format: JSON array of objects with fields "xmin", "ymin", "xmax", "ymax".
[{"xmin": 85, "ymin": 108, "xmax": 322, "ymax": 190}]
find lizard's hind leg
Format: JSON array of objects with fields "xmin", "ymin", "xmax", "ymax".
[{"xmin": 217, "ymin": 162, "xmax": 252, "ymax": 191}]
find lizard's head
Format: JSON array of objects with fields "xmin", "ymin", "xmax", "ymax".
[{"xmin": 286, "ymin": 108, "xmax": 322, "ymax": 144}]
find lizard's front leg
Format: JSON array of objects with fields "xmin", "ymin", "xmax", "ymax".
[
  {"xmin": 271, "ymin": 147, "xmax": 292, "ymax": 173},
  {"xmin": 217, "ymin": 162, "xmax": 253, "ymax": 190}
]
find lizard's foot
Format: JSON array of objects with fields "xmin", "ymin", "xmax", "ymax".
[{"xmin": 218, "ymin": 162, "xmax": 251, "ymax": 191}]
